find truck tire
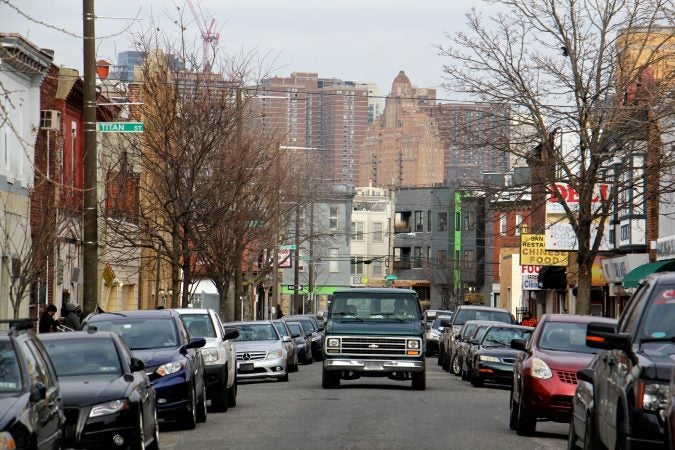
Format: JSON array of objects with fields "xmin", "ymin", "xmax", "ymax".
[
  {"xmin": 411, "ymin": 369, "xmax": 426, "ymax": 390},
  {"xmin": 322, "ymin": 367, "xmax": 340, "ymax": 388},
  {"xmin": 226, "ymin": 371, "xmax": 237, "ymax": 407}
]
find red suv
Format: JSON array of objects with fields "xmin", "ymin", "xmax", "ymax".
[{"xmin": 509, "ymin": 313, "xmax": 616, "ymax": 436}]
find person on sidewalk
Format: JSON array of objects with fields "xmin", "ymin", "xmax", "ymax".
[{"xmin": 39, "ymin": 304, "xmax": 58, "ymax": 333}]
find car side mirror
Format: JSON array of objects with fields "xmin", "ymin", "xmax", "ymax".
[
  {"xmin": 510, "ymin": 338, "xmax": 527, "ymax": 351},
  {"xmin": 30, "ymin": 382, "xmax": 46, "ymax": 402},
  {"xmin": 577, "ymin": 367, "xmax": 594, "ymax": 384},
  {"xmin": 223, "ymin": 328, "xmax": 239, "ymax": 341},
  {"xmin": 130, "ymin": 356, "xmax": 145, "ymax": 372},
  {"xmin": 586, "ymin": 321, "xmax": 628, "ymax": 351},
  {"xmin": 184, "ymin": 337, "xmax": 206, "ymax": 353}
]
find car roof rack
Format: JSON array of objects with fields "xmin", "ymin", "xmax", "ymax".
[{"xmin": 0, "ymin": 318, "xmax": 37, "ymax": 334}]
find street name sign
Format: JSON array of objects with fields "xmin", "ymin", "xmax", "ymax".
[
  {"xmin": 98, "ymin": 122, "xmax": 144, "ymax": 133},
  {"xmin": 287, "ymin": 285, "xmax": 304, "ymax": 290},
  {"xmin": 385, "ymin": 274, "xmax": 398, "ymax": 281},
  {"xmin": 280, "ymin": 244, "xmax": 297, "ymax": 250}
]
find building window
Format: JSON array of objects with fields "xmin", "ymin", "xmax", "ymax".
[
  {"xmin": 609, "ymin": 229, "xmax": 615, "ymax": 244},
  {"xmin": 515, "ymin": 214, "xmax": 523, "ymax": 236},
  {"xmin": 351, "ymin": 256, "xmax": 364, "ymax": 275},
  {"xmin": 373, "ymin": 222, "xmax": 383, "ymax": 242},
  {"xmin": 329, "ymin": 207, "xmax": 339, "ymax": 229},
  {"xmin": 329, "ymin": 248, "xmax": 339, "ymax": 272},
  {"xmin": 427, "ymin": 247, "xmax": 432, "ymax": 268},
  {"xmin": 463, "ymin": 212, "xmax": 474, "ymax": 231},
  {"xmin": 500, "ymin": 215, "xmax": 507, "ymax": 236},
  {"xmin": 415, "ymin": 211, "xmax": 424, "ymax": 232},
  {"xmin": 620, "ymin": 224, "xmax": 630, "ymax": 241},
  {"xmin": 372, "ymin": 261, "xmax": 383, "ymax": 276},
  {"xmin": 352, "ymin": 221, "xmax": 364, "ymax": 240},
  {"xmin": 438, "ymin": 212, "xmax": 448, "ymax": 231},
  {"xmin": 437, "ymin": 250, "xmax": 447, "ymax": 269},
  {"xmin": 427, "ymin": 210, "xmax": 432, "ymax": 232},
  {"xmin": 413, "ymin": 247, "xmax": 422, "ymax": 269},
  {"xmin": 464, "ymin": 249, "xmax": 475, "ymax": 274}
]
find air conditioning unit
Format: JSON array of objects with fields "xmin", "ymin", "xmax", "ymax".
[
  {"xmin": 351, "ymin": 276, "xmax": 363, "ymax": 285},
  {"xmin": 40, "ymin": 110, "xmax": 61, "ymax": 131}
]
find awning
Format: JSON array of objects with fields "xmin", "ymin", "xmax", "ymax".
[{"xmin": 622, "ymin": 259, "xmax": 675, "ymax": 287}]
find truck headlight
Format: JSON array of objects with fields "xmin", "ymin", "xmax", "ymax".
[
  {"xmin": 406, "ymin": 339, "xmax": 421, "ymax": 349},
  {"xmin": 530, "ymin": 358, "xmax": 552, "ymax": 379},
  {"xmin": 327, "ymin": 338, "xmax": 340, "ymax": 348},
  {"xmin": 479, "ymin": 355, "xmax": 500, "ymax": 362},
  {"xmin": 637, "ymin": 381, "xmax": 670, "ymax": 412},
  {"xmin": 201, "ymin": 348, "xmax": 220, "ymax": 364},
  {"xmin": 156, "ymin": 361, "xmax": 183, "ymax": 377},
  {"xmin": 267, "ymin": 349, "xmax": 283, "ymax": 360}
]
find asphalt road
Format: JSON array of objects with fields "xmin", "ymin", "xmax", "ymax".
[{"xmin": 159, "ymin": 358, "xmax": 569, "ymax": 450}]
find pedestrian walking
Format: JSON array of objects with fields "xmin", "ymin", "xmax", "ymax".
[
  {"xmin": 39, "ymin": 304, "xmax": 58, "ymax": 333},
  {"xmin": 62, "ymin": 303, "xmax": 81, "ymax": 331}
]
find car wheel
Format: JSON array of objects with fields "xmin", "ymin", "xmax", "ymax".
[
  {"xmin": 147, "ymin": 409, "xmax": 159, "ymax": 450},
  {"xmin": 293, "ymin": 353, "xmax": 299, "ymax": 372},
  {"xmin": 411, "ymin": 369, "xmax": 426, "ymax": 391},
  {"xmin": 437, "ymin": 349, "xmax": 444, "ymax": 366},
  {"xmin": 322, "ymin": 367, "xmax": 340, "ymax": 388},
  {"xmin": 471, "ymin": 374, "xmax": 483, "ymax": 387},
  {"xmin": 226, "ymin": 370, "xmax": 237, "ymax": 408},
  {"xmin": 130, "ymin": 410, "xmax": 145, "ymax": 450},
  {"xmin": 460, "ymin": 361, "xmax": 468, "ymax": 380},
  {"xmin": 211, "ymin": 382, "xmax": 228, "ymax": 412},
  {"xmin": 279, "ymin": 371, "xmax": 289, "ymax": 382},
  {"xmin": 509, "ymin": 390, "xmax": 518, "ymax": 431},
  {"xmin": 182, "ymin": 387, "xmax": 197, "ymax": 430},
  {"xmin": 515, "ymin": 392, "xmax": 536, "ymax": 436},
  {"xmin": 616, "ymin": 411, "xmax": 628, "ymax": 450},
  {"xmin": 451, "ymin": 355, "xmax": 461, "ymax": 376},
  {"xmin": 196, "ymin": 382, "xmax": 207, "ymax": 423}
]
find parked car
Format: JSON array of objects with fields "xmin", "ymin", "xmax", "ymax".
[
  {"xmin": 465, "ymin": 324, "xmax": 533, "ymax": 387},
  {"xmin": 449, "ymin": 305, "xmax": 515, "ymax": 336},
  {"xmin": 666, "ymin": 369, "xmax": 675, "ymax": 450},
  {"xmin": 425, "ymin": 315, "xmax": 452, "ymax": 357},
  {"xmin": 509, "ymin": 313, "xmax": 616, "ymax": 436},
  {"xmin": 567, "ymin": 352, "xmax": 603, "ymax": 450},
  {"xmin": 436, "ymin": 317, "xmax": 455, "ymax": 367},
  {"xmin": 446, "ymin": 320, "xmax": 488, "ymax": 375},
  {"xmin": 82, "ymin": 309, "xmax": 208, "ymax": 429},
  {"xmin": 578, "ymin": 272, "xmax": 675, "ymax": 449},
  {"xmin": 0, "ymin": 319, "xmax": 64, "ymax": 450},
  {"xmin": 40, "ymin": 330, "xmax": 159, "ymax": 449},
  {"xmin": 461, "ymin": 321, "xmax": 496, "ymax": 381},
  {"xmin": 285, "ymin": 321, "xmax": 313, "ymax": 365},
  {"xmin": 272, "ymin": 320, "xmax": 299, "ymax": 372},
  {"xmin": 423, "ymin": 309, "xmax": 453, "ymax": 331},
  {"xmin": 283, "ymin": 315, "xmax": 324, "ymax": 361},
  {"xmin": 226, "ymin": 321, "xmax": 290, "ymax": 382},
  {"xmin": 175, "ymin": 308, "xmax": 239, "ymax": 411}
]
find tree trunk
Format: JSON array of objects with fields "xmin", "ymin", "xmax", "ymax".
[{"xmin": 234, "ymin": 265, "xmax": 243, "ymax": 321}]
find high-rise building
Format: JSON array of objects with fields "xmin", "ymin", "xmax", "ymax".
[{"xmin": 259, "ymin": 72, "xmax": 370, "ymax": 186}]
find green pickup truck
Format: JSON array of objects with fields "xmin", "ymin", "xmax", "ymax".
[{"xmin": 322, "ymin": 288, "xmax": 426, "ymax": 390}]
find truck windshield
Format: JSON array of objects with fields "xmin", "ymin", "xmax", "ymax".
[
  {"xmin": 330, "ymin": 293, "xmax": 420, "ymax": 321},
  {"xmin": 639, "ymin": 286, "xmax": 675, "ymax": 341}
]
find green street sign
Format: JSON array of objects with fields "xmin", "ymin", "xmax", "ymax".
[
  {"xmin": 280, "ymin": 244, "xmax": 297, "ymax": 250},
  {"xmin": 98, "ymin": 122, "xmax": 144, "ymax": 133},
  {"xmin": 385, "ymin": 274, "xmax": 398, "ymax": 281}
]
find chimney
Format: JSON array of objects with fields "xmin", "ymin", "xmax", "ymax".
[{"xmin": 96, "ymin": 59, "xmax": 111, "ymax": 80}]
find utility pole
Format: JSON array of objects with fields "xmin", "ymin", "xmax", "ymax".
[
  {"xmin": 308, "ymin": 202, "xmax": 315, "ymax": 314},
  {"xmin": 82, "ymin": 0, "xmax": 99, "ymax": 315},
  {"xmin": 292, "ymin": 204, "xmax": 300, "ymax": 315}
]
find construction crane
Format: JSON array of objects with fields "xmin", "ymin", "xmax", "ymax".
[{"xmin": 186, "ymin": 0, "xmax": 219, "ymax": 73}]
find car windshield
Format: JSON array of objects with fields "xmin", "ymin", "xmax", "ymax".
[
  {"xmin": 0, "ymin": 340, "xmax": 21, "ymax": 393},
  {"xmin": 231, "ymin": 324, "xmax": 279, "ymax": 341},
  {"xmin": 454, "ymin": 309, "xmax": 513, "ymax": 326},
  {"xmin": 273, "ymin": 322, "xmax": 288, "ymax": 337},
  {"xmin": 42, "ymin": 338, "xmax": 122, "ymax": 376},
  {"xmin": 538, "ymin": 322, "xmax": 597, "ymax": 354},
  {"xmin": 462, "ymin": 324, "xmax": 479, "ymax": 339},
  {"xmin": 639, "ymin": 286, "xmax": 675, "ymax": 341},
  {"xmin": 482, "ymin": 327, "xmax": 533, "ymax": 347},
  {"xmin": 181, "ymin": 314, "xmax": 217, "ymax": 338},
  {"xmin": 432, "ymin": 317, "xmax": 452, "ymax": 330},
  {"xmin": 287, "ymin": 323, "xmax": 303, "ymax": 336},
  {"xmin": 472, "ymin": 326, "xmax": 490, "ymax": 342},
  {"xmin": 87, "ymin": 318, "xmax": 178, "ymax": 350},
  {"xmin": 330, "ymin": 294, "xmax": 420, "ymax": 321}
]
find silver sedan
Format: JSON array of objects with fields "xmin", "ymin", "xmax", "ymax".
[{"xmin": 224, "ymin": 321, "xmax": 290, "ymax": 382}]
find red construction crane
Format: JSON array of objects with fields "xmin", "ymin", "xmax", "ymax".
[{"xmin": 186, "ymin": 0, "xmax": 220, "ymax": 73}]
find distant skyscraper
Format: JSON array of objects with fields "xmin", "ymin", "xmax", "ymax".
[
  {"xmin": 111, "ymin": 50, "xmax": 186, "ymax": 82},
  {"xmin": 259, "ymin": 72, "xmax": 370, "ymax": 186}
]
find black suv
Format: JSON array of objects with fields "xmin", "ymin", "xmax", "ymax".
[
  {"xmin": 0, "ymin": 320, "xmax": 64, "ymax": 449},
  {"xmin": 584, "ymin": 272, "xmax": 675, "ymax": 449}
]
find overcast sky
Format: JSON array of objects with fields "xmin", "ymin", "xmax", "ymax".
[{"xmin": 1, "ymin": 0, "xmax": 486, "ymax": 99}]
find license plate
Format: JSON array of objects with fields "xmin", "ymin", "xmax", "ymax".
[{"xmin": 239, "ymin": 363, "xmax": 254, "ymax": 372}]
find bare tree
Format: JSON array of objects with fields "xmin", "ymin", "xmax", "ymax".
[{"xmin": 439, "ymin": 0, "xmax": 675, "ymax": 314}]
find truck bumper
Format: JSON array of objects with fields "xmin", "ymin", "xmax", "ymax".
[{"xmin": 324, "ymin": 359, "xmax": 424, "ymax": 372}]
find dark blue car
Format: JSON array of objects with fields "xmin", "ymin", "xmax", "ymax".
[{"xmin": 82, "ymin": 309, "xmax": 207, "ymax": 429}]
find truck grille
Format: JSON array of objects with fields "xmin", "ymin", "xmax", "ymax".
[{"xmin": 338, "ymin": 336, "xmax": 409, "ymax": 356}]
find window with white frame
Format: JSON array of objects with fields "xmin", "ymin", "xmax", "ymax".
[
  {"xmin": 373, "ymin": 222, "xmax": 383, "ymax": 242},
  {"xmin": 372, "ymin": 261, "xmax": 383, "ymax": 276},
  {"xmin": 500, "ymin": 215, "xmax": 507, "ymax": 236},
  {"xmin": 515, "ymin": 214, "xmax": 523, "ymax": 236},
  {"xmin": 329, "ymin": 248, "xmax": 339, "ymax": 272},
  {"xmin": 352, "ymin": 221, "xmax": 364, "ymax": 240},
  {"xmin": 329, "ymin": 207, "xmax": 339, "ymax": 229},
  {"xmin": 351, "ymin": 256, "xmax": 364, "ymax": 275}
]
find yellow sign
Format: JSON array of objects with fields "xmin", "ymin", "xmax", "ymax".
[{"xmin": 520, "ymin": 234, "xmax": 568, "ymax": 266}]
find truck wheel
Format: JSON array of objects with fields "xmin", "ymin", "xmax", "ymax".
[
  {"xmin": 211, "ymin": 385, "xmax": 228, "ymax": 412},
  {"xmin": 411, "ymin": 369, "xmax": 426, "ymax": 391},
  {"xmin": 226, "ymin": 371, "xmax": 237, "ymax": 408},
  {"xmin": 322, "ymin": 367, "xmax": 340, "ymax": 388}
]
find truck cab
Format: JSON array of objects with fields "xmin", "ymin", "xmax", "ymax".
[{"xmin": 322, "ymin": 288, "xmax": 426, "ymax": 390}]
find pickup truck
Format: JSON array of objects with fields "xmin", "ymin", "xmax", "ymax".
[{"xmin": 322, "ymin": 288, "xmax": 425, "ymax": 390}]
